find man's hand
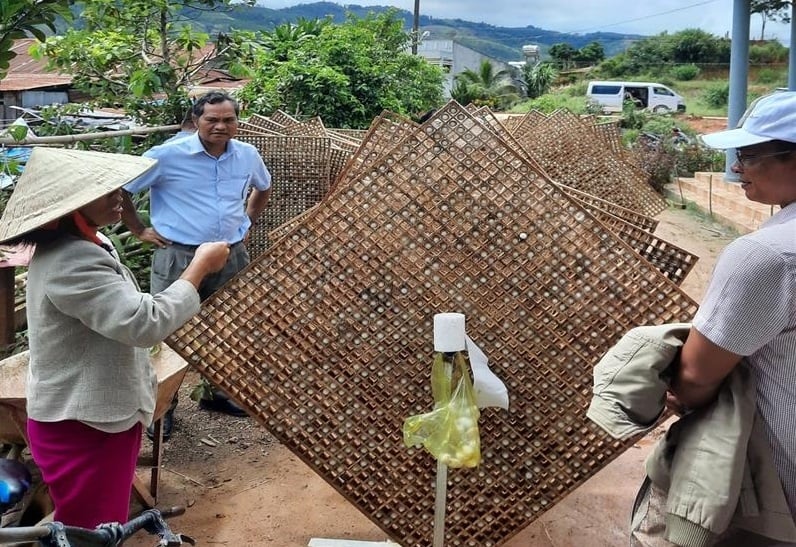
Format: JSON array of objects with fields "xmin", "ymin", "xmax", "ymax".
[
  {"xmin": 137, "ymin": 227, "xmax": 171, "ymax": 248},
  {"xmin": 121, "ymin": 191, "xmax": 170, "ymax": 248},
  {"xmin": 665, "ymin": 390, "xmax": 688, "ymax": 416}
]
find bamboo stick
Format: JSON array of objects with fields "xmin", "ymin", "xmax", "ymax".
[{"xmin": 0, "ymin": 124, "xmax": 180, "ymax": 146}]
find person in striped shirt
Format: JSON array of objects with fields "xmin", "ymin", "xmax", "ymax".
[{"xmin": 671, "ymin": 91, "xmax": 796, "ymax": 523}]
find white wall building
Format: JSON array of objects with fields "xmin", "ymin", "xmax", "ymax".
[{"xmin": 414, "ymin": 39, "xmax": 517, "ymax": 97}]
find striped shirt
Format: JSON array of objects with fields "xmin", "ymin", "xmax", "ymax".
[{"xmin": 694, "ymin": 201, "xmax": 796, "ymax": 517}]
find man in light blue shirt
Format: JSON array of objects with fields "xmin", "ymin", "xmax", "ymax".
[
  {"xmin": 121, "ymin": 91, "xmax": 271, "ymax": 432},
  {"xmin": 162, "ymin": 107, "xmax": 196, "ymax": 144}
]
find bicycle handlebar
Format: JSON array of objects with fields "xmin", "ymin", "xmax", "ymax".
[{"xmin": 0, "ymin": 506, "xmax": 194, "ymax": 547}]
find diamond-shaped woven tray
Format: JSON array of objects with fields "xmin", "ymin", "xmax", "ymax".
[
  {"xmin": 508, "ymin": 109, "xmax": 667, "ymax": 217},
  {"xmin": 169, "ymin": 101, "xmax": 697, "ymax": 546}
]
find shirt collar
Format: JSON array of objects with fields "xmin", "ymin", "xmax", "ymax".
[
  {"xmin": 184, "ymin": 132, "xmax": 239, "ymax": 157},
  {"xmin": 184, "ymin": 131, "xmax": 207, "ymax": 155},
  {"xmin": 761, "ymin": 201, "xmax": 796, "ymax": 228}
]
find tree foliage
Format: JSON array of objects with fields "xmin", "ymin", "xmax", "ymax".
[
  {"xmin": 0, "ymin": 0, "xmax": 73, "ymax": 80},
  {"xmin": 522, "ymin": 62, "xmax": 558, "ymax": 100},
  {"xmin": 236, "ymin": 11, "xmax": 444, "ymax": 128},
  {"xmin": 548, "ymin": 41, "xmax": 605, "ymax": 69},
  {"xmin": 548, "ymin": 43, "xmax": 577, "ymax": 69},
  {"xmin": 450, "ymin": 59, "xmax": 520, "ymax": 109},
  {"xmin": 750, "ymin": 0, "xmax": 792, "ymax": 39},
  {"xmin": 31, "ymin": 0, "xmax": 255, "ymax": 126},
  {"xmin": 596, "ymin": 29, "xmax": 731, "ymax": 78}
]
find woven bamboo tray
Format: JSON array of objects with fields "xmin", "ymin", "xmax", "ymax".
[
  {"xmin": 558, "ymin": 185, "xmax": 659, "ymax": 233},
  {"xmin": 270, "ymin": 109, "xmax": 300, "ymax": 126},
  {"xmin": 238, "ymin": 120, "xmax": 281, "ymax": 136},
  {"xmin": 247, "ymin": 113, "xmax": 288, "ymax": 134},
  {"xmin": 325, "ymin": 105, "xmax": 692, "ymax": 285},
  {"xmin": 590, "ymin": 119, "xmax": 629, "ymax": 160},
  {"xmin": 509, "ymin": 109, "xmax": 667, "ymax": 216},
  {"xmin": 283, "ymin": 116, "xmax": 328, "ymax": 137},
  {"xmin": 241, "ymin": 135, "xmax": 333, "ymax": 259},
  {"xmin": 169, "ymin": 101, "xmax": 697, "ymax": 547}
]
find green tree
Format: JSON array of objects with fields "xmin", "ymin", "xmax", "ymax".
[
  {"xmin": 236, "ymin": 11, "xmax": 444, "ymax": 128},
  {"xmin": 575, "ymin": 41, "xmax": 605, "ymax": 65},
  {"xmin": 670, "ymin": 28, "xmax": 724, "ymax": 63},
  {"xmin": 595, "ymin": 29, "xmax": 730, "ymax": 77},
  {"xmin": 31, "ymin": 0, "xmax": 256, "ymax": 126},
  {"xmin": 751, "ymin": 0, "xmax": 792, "ymax": 40},
  {"xmin": 0, "ymin": 0, "xmax": 73, "ymax": 80},
  {"xmin": 522, "ymin": 62, "xmax": 557, "ymax": 99},
  {"xmin": 548, "ymin": 42, "xmax": 577, "ymax": 69},
  {"xmin": 451, "ymin": 59, "xmax": 520, "ymax": 109}
]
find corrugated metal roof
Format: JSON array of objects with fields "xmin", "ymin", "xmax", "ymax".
[
  {"xmin": 2, "ymin": 39, "xmax": 247, "ymax": 93},
  {"xmin": 1, "ymin": 38, "xmax": 73, "ymax": 91},
  {"xmin": 0, "ymin": 74, "xmax": 73, "ymax": 92}
]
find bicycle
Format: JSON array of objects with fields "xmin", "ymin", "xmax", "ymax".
[{"xmin": 1, "ymin": 456, "xmax": 194, "ymax": 547}]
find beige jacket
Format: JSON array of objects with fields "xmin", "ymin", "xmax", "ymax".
[{"xmin": 25, "ymin": 236, "xmax": 199, "ymax": 428}]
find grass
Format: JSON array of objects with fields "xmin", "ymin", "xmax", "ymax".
[
  {"xmin": 674, "ymin": 197, "xmax": 743, "ymax": 238},
  {"xmin": 510, "ymin": 71, "xmax": 788, "ymax": 118}
]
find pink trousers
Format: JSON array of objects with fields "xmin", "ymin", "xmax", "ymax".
[{"xmin": 27, "ymin": 419, "xmax": 142, "ymax": 528}]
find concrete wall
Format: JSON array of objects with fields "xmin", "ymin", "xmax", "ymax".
[{"xmin": 415, "ymin": 39, "xmax": 516, "ymax": 97}]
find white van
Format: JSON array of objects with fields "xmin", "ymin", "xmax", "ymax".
[{"xmin": 586, "ymin": 81, "xmax": 686, "ymax": 114}]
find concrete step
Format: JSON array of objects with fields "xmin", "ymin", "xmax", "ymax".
[
  {"xmin": 693, "ymin": 171, "xmax": 748, "ymax": 196},
  {"xmin": 666, "ymin": 172, "xmax": 779, "ymax": 234}
]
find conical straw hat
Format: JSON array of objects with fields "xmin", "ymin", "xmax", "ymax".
[{"xmin": 0, "ymin": 148, "xmax": 156, "ymax": 242}]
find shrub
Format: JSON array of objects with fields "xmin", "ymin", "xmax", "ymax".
[
  {"xmin": 749, "ymin": 41, "xmax": 789, "ymax": 64},
  {"xmin": 701, "ymin": 82, "xmax": 730, "ymax": 108},
  {"xmin": 620, "ymin": 100, "xmax": 648, "ymax": 130},
  {"xmin": 755, "ymin": 68, "xmax": 785, "ymax": 85},
  {"xmin": 565, "ymin": 81, "xmax": 588, "ymax": 97},
  {"xmin": 674, "ymin": 144, "xmax": 724, "ymax": 177},
  {"xmin": 671, "ymin": 63, "xmax": 700, "ymax": 81},
  {"xmin": 657, "ymin": 75, "xmax": 676, "ymax": 87},
  {"xmin": 623, "ymin": 116, "xmax": 722, "ymax": 192},
  {"xmin": 509, "ymin": 93, "xmax": 589, "ymax": 114}
]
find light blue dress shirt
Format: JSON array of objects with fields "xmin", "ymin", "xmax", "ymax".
[{"xmin": 124, "ymin": 133, "xmax": 271, "ymax": 245}]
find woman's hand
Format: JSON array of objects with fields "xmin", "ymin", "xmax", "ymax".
[
  {"xmin": 179, "ymin": 242, "xmax": 230, "ymax": 289},
  {"xmin": 192, "ymin": 242, "xmax": 231, "ymax": 273}
]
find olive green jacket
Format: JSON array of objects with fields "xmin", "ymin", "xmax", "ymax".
[{"xmin": 588, "ymin": 323, "xmax": 796, "ymax": 546}]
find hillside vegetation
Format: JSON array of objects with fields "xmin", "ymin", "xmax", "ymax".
[{"xmin": 181, "ymin": 1, "xmax": 643, "ymax": 61}]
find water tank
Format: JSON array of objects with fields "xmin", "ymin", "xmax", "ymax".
[{"xmin": 522, "ymin": 44, "xmax": 540, "ymax": 58}]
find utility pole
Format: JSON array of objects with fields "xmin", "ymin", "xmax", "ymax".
[{"xmin": 412, "ymin": 0, "xmax": 420, "ymax": 54}]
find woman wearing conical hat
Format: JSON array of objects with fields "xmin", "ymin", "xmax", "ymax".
[{"xmin": 0, "ymin": 148, "xmax": 230, "ymax": 528}]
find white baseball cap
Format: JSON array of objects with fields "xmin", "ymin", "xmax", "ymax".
[{"xmin": 701, "ymin": 91, "xmax": 796, "ymax": 149}]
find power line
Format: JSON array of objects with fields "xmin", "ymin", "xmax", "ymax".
[{"xmin": 564, "ymin": 0, "xmax": 722, "ymax": 34}]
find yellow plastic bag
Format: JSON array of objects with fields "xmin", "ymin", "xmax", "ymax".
[{"xmin": 403, "ymin": 351, "xmax": 481, "ymax": 468}]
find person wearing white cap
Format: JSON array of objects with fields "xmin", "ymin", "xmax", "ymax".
[
  {"xmin": 0, "ymin": 148, "xmax": 230, "ymax": 529},
  {"xmin": 670, "ymin": 92, "xmax": 796, "ymax": 523}
]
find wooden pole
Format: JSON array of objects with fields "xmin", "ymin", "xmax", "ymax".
[
  {"xmin": 0, "ymin": 267, "xmax": 14, "ymax": 349},
  {"xmin": 412, "ymin": 0, "xmax": 420, "ymax": 55},
  {"xmin": 432, "ymin": 459, "xmax": 448, "ymax": 547},
  {"xmin": 432, "ymin": 355, "xmax": 452, "ymax": 547}
]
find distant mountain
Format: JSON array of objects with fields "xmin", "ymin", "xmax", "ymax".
[{"xmin": 195, "ymin": 2, "xmax": 644, "ymax": 62}]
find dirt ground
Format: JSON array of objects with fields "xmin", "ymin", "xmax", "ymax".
[
  {"xmin": 125, "ymin": 201, "xmax": 739, "ymax": 547},
  {"xmin": 679, "ymin": 114, "xmax": 729, "ymax": 135}
]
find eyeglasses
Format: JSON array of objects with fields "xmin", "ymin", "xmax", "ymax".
[{"xmin": 735, "ymin": 149, "xmax": 795, "ymax": 168}]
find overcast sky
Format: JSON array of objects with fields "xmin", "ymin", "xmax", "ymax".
[{"xmin": 260, "ymin": 0, "xmax": 793, "ymax": 42}]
